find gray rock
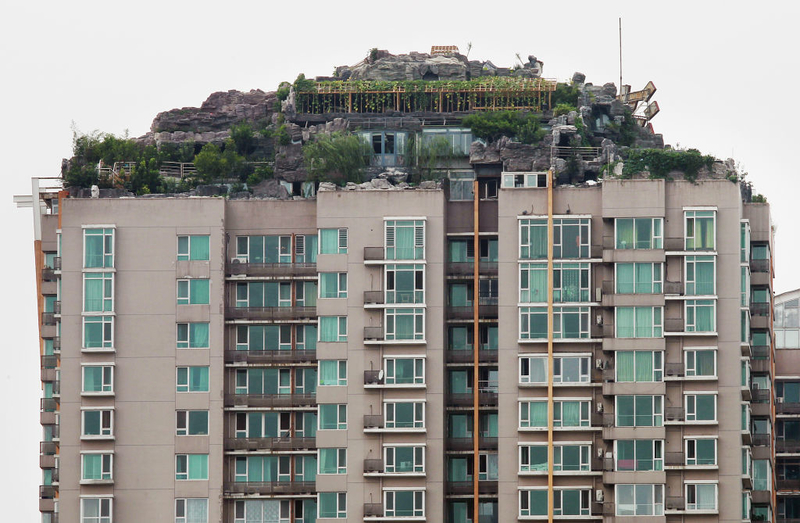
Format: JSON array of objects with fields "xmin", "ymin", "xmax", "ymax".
[
  {"xmin": 229, "ymin": 191, "xmax": 252, "ymax": 200},
  {"xmin": 371, "ymin": 178, "xmax": 392, "ymax": 189},
  {"xmin": 318, "ymin": 182, "xmax": 337, "ymax": 192},
  {"xmin": 252, "ymin": 179, "xmax": 290, "ymax": 199},
  {"xmin": 419, "ymin": 181, "xmax": 437, "ymax": 189},
  {"xmin": 572, "ymin": 72, "xmax": 586, "ymax": 84}
]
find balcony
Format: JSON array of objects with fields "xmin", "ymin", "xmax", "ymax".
[
  {"xmin": 227, "ymin": 261, "xmax": 317, "ymax": 277},
  {"xmin": 41, "ymin": 312, "xmax": 56, "ymax": 326},
  {"xmin": 664, "ymin": 281, "xmax": 684, "ymax": 295},
  {"xmin": 447, "ymin": 437, "xmax": 497, "ymax": 451},
  {"xmin": 752, "ymin": 388, "xmax": 771, "ymax": 403},
  {"xmin": 665, "ymin": 407, "xmax": 685, "ymax": 422},
  {"xmin": 751, "ymin": 302, "xmax": 771, "ymax": 317},
  {"xmin": 752, "ymin": 434, "xmax": 771, "ymax": 447},
  {"xmin": 666, "ymin": 496, "xmax": 686, "ymax": 511},
  {"xmin": 223, "ymin": 437, "xmax": 315, "ymax": 451},
  {"xmin": 224, "ymin": 349, "xmax": 316, "ymax": 364},
  {"xmin": 40, "ymin": 441, "xmax": 57, "ymax": 455},
  {"xmin": 40, "ymin": 398, "xmax": 58, "ymax": 412},
  {"xmin": 446, "ymin": 349, "xmax": 498, "ymax": 364},
  {"xmin": 364, "ymin": 503, "xmax": 383, "ymax": 517},
  {"xmin": 364, "ymin": 247, "xmax": 385, "ymax": 262},
  {"xmin": 776, "ymin": 439, "xmax": 800, "ymax": 453},
  {"xmin": 664, "ymin": 363, "xmax": 685, "ymax": 378},
  {"xmin": 364, "ymin": 326, "xmax": 384, "ymax": 341},
  {"xmin": 40, "ymin": 453, "xmax": 56, "ymax": 468},
  {"xmin": 446, "ymin": 262, "xmax": 499, "ymax": 277},
  {"xmin": 225, "ymin": 306, "xmax": 316, "ymax": 321},
  {"xmin": 448, "ymin": 392, "xmax": 498, "ymax": 407},
  {"xmin": 223, "ymin": 393, "xmax": 316, "ymax": 408},
  {"xmin": 363, "ymin": 458, "xmax": 384, "ymax": 474},
  {"xmin": 664, "ymin": 318, "xmax": 684, "ymax": 333},
  {"xmin": 224, "ymin": 481, "xmax": 316, "ymax": 496},
  {"xmin": 752, "ymin": 345, "xmax": 771, "ymax": 359},
  {"xmin": 364, "ymin": 415, "xmax": 384, "ymax": 429},
  {"xmin": 41, "ymin": 355, "xmax": 58, "ymax": 370},
  {"xmin": 364, "ymin": 370, "xmax": 384, "ymax": 385},
  {"xmin": 751, "ymin": 359, "xmax": 771, "ymax": 374},
  {"xmin": 777, "ymin": 478, "xmax": 800, "ymax": 491},
  {"xmin": 42, "ymin": 266, "xmax": 57, "ymax": 282},
  {"xmin": 446, "ymin": 480, "xmax": 498, "ymax": 495},
  {"xmin": 39, "ymin": 485, "xmax": 57, "ymax": 499},
  {"xmin": 665, "ymin": 452, "xmax": 685, "ymax": 467},
  {"xmin": 363, "ymin": 290, "xmax": 384, "ymax": 305},
  {"xmin": 751, "ymin": 490, "xmax": 771, "ymax": 505},
  {"xmin": 778, "ymin": 402, "xmax": 800, "ymax": 415},
  {"xmin": 446, "ymin": 300, "xmax": 499, "ymax": 320},
  {"xmin": 751, "ymin": 259, "xmax": 770, "ymax": 273}
]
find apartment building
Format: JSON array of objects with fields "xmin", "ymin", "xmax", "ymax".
[{"xmin": 22, "ymin": 167, "xmax": 775, "ymax": 523}]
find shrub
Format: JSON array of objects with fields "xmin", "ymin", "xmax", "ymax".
[
  {"xmin": 230, "ymin": 122, "xmax": 254, "ymax": 156},
  {"xmin": 461, "ymin": 111, "xmax": 544, "ymax": 144},
  {"xmin": 552, "ymin": 82, "xmax": 581, "ymax": 107},
  {"xmin": 303, "ymin": 132, "xmax": 369, "ymax": 185},
  {"xmin": 553, "ymin": 103, "xmax": 576, "ymax": 116},
  {"xmin": 621, "ymin": 148, "xmax": 714, "ymax": 183}
]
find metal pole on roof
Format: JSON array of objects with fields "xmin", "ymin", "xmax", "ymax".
[{"xmin": 619, "ymin": 18, "xmax": 623, "ymax": 90}]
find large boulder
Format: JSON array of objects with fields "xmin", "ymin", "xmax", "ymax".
[{"xmin": 150, "ymin": 89, "xmax": 276, "ymax": 133}]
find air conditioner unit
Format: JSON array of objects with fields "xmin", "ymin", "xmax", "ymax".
[
  {"xmin": 231, "ymin": 257, "xmax": 241, "ymax": 264},
  {"xmin": 596, "ymin": 403, "xmax": 604, "ymax": 413},
  {"xmin": 596, "ymin": 489, "xmax": 604, "ymax": 502}
]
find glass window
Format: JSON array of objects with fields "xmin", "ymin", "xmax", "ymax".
[
  {"xmin": 385, "ymin": 358, "xmax": 425, "ymax": 385},
  {"xmin": 520, "ymin": 306, "xmax": 590, "ymax": 339},
  {"xmin": 237, "ymin": 325, "xmax": 292, "ymax": 352},
  {"xmin": 386, "ymin": 264, "xmax": 425, "ymax": 304},
  {"xmin": 448, "ymin": 171, "xmax": 475, "ymax": 201},
  {"xmin": 385, "ymin": 308, "xmax": 424, "ymax": 340},
  {"xmin": 236, "ymin": 235, "xmax": 292, "ymax": 263},
  {"xmin": 385, "ymin": 446, "xmax": 424, "ymax": 473},
  {"xmin": 177, "ymin": 236, "xmax": 210, "ymax": 261},
  {"xmin": 318, "ymin": 492, "xmax": 346, "ymax": 519},
  {"xmin": 318, "ymin": 448, "xmax": 347, "ymax": 474},
  {"xmin": 753, "ymin": 459, "xmax": 772, "ymax": 491},
  {"xmin": 616, "ymin": 440, "xmax": 663, "ymax": 471},
  {"xmin": 82, "ymin": 365, "xmax": 113, "ymax": 393},
  {"xmin": 319, "ymin": 229, "xmax": 347, "ymax": 255},
  {"xmin": 615, "ymin": 307, "xmax": 663, "ymax": 338},
  {"xmin": 175, "ymin": 499, "xmax": 208, "ymax": 523},
  {"xmin": 686, "ymin": 394, "xmax": 716, "ymax": 422},
  {"xmin": 686, "ymin": 438, "xmax": 716, "ymax": 466},
  {"xmin": 319, "ymin": 316, "xmax": 347, "ymax": 342},
  {"xmin": 176, "ymin": 367, "xmax": 209, "ymax": 392},
  {"xmin": 422, "ymin": 127, "xmax": 472, "ymax": 155},
  {"xmin": 615, "ymin": 351, "xmax": 663, "ymax": 382},
  {"xmin": 384, "ymin": 490, "xmax": 424, "ymax": 518},
  {"xmin": 319, "ymin": 273, "xmax": 347, "ymax": 299},
  {"xmin": 385, "ymin": 220, "xmax": 425, "ymax": 260},
  {"xmin": 176, "ymin": 411, "xmax": 209, "ymax": 436},
  {"xmin": 177, "ymin": 323, "xmax": 209, "ymax": 349},
  {"xmin": 686, "ymin": 484, "xmax": 717, "ymax": 511},
  {"xmin": 83, "ymin": 316, "xmax": 114, "ymax": 349},
  {"xmin": 616, "ymin": 395, "xmax": 663, "ymax": 427},
  {"xmin": 84, "ymin": 228, "xmax": 114, "ymax": 268},
  {"xmin": 319, "ymin": 361, "xmax": 347, "ymax": 386},
  {"xmin": 686, "ymin": 300, "xmax": 716, "ymax": 332},
  {"xmin": 519, "ymin": 490, "xmax": 548, "ymax": 517},
  {"xmin": 386, "ymin": 402, "xmax": 425, "ymax": 428},
  {"xmin": 520, "ymin": 400, "xmax": 590, "ymax": 428},
  {"xmin": 84, "ymin": 273, "xmax": 114, "ymax": 312},
  {"xmin": 520, "ymin": 355, "xmax": 590, "ymax": 384},
  {"xmin": 686, "ymin": 349, "xmax": 716, "ymax": 377},
  {"xmin": 177, "ymin": 279, "xmax": 210, "ymax": 305},
  {"xmin": 685, "ymin": 210, "xmax": 715, "ymax": 250},
  {"xmin": 235, "ymin": 281, "xmax": 291, "ymax": 308},
  {"xmin": 615, "ymin": 263, "xmax": 663, "ymax": 294},
  {"xmin": 553, "ymin": 489, "xmax": 591, "ymax": 516},
  {"xmin": 615, "ymin": 218, "xmax": 663, "ymax": 249},
  {"xmin": 319, "ymin": 404, "xmax": 346, "ymax": 430},
  {"xmin": 615, "ymin": 484, "xmax": 664, "ymax": 515},
  {"xmin": 175, "ymin": 454, "xmax": 209, "ymax": 480},
  {"xmin": 81, "ymin": 498, "xmax": 112, "ymax": 523},
  {"xmin": 519, "ymin": 219, "xmax": 548, "ymax": 259},
  {"xmin": 82, "ymin": 410, "xmax": 113, "ymax": 437},
  {"xmin": 686, "ymin": 256, "xmax": 715, "ymax": 295},
  {"xmin": 82, "ymin": 453, "xmax": 113, "ymax": 480}
]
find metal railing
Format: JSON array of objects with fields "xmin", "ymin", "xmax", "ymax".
[
  {"xmin": 159, "ymin": 161, "xmax": 198, "ymax": 179},
  {"xmin": 227, "ymin": 261, "xmax": 317, "ymax": 277},
  {"xmin": 664, "ymin": 318, "xmax": 684, "ymax": 333},
  {"xmin": 223, "ymin": 393, "xmax": 316, "ymax": 408},
  {"xmin": 448, "ymin": 392, "xmax": 498, "ymax": 407},
  {"xmin": 751, "ymin": 359, "xmax": 771, "ymax": 374},
  {"xmin": 664, "ymin": 363, "xmax": 685, "ymax": 378},
  {"xmin": 41, "ymin": 355, "xmax": 58, "ymax": 369},
  {"xmin": 364, "ymin": 326, "xmax": 384, "ymax": 341},
  {"xmin": 777, "ymin": 478, "xmax": 800, "ymax": 491},
  {"xmin": 363, "ymin": 290, "xmax": 384, "ymax": 305},
  {"xmin": 40, "ymin": 398, "xmax": 58, "ymax": 412},
  {"xmin": 447, "ymin": 437, "xmax": 498, "ymax": 451},
  {"xmin": 446, "ymin": 349, "xmax": 498, "ymax": 363},
  {"xmin": 364, "ymin": 415, "xmax": 384, "ymax": 429},
  {"xmin": 446, "ymin": 480, "xmax": 498, "ymax": 495},
  {"xmin": 750, "ymin": 302, "xmax": 771, "ymax": 317},
  {"xmin": 364, "ymin": 503, "xmax": 383, "ymax": 517},
  {"xmin": 777, "ymin": 403, "xmax": 800, "ymax": 415},
  {"xmin": 40, "ymin": 441, "xmax": 57, "ymax": 455},
  {"xmin": 224, "ymin": 349, "xmax": 316, "ymax": 364},
  {"xmin": 446, "ymin": 262, "xmax": 499, "ymax": 276},
  {"xmin": 39, "ymin": 486, "xmax": 57, "ymax": 499},
  {"xmin": 223, "ymin": 481, "xmax": 316, "ymax": 495},
  {"xmin": 665, "ymin": 407, "xmax": 685, "ymax": 421},
  {"xmin": 664, "ymin": 281, "xmax": 684, "ymax": 295},
  {"xmin": 446, "ymin": 304, "xmax": 498, "ymax": 320},
  {"xmin": 750, "ymin": 259, "xmax": 770, "ymax": 273},
  {"xmin": 752, "ymin": 434, "xmax": 772, "ymax": 447},
  {"xmin": 41, "ymin": 312, "xmax": 56, "ymax": 326},
  {"xmin": 665, "ymin": 452, "xmax": 685, "ymax": 466},
  {"xmin": 225, "ymin": 306, "xmax": 316, "ymax": 321},
  {"xmin": 223, "ymin": 437, "xmax": 315, "ymax": 451},
  {"xmin": 364, "ymin": 247, "xmax": 384, "ymax": 261},
  {"xmin": 363, "ymin": 459, "xmax": 383, "ymax": 473},
  {"xmin": 666, "ymin": 497, "xmax": 685, "ymax": 510},
  {"xmin": 776, "ymin": 439, "xmax": 800, "ymax": 453}
]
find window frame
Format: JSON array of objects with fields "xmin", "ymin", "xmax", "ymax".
[
  {"xmin": 175, "ymin": 453, "xmax": 209, "ymax": 481},
  {"xmin": 176, "ymin": 322, "xmax": 210, "ymax": 349},
  {"xmin": 614, "ymin": 218, "xmax": 663, "ymax": 250},
  {"xmin": 318, "ymin": 228, "xmax": 348, "ymax": 255},
  {"xmin": 176, "ymin": 410, "xmax": 209, "ymax": 436},
  {"xmin": 81, "ymin": 452, "xmax": 114, "ymax": 482},
  {"xmin": 384, "ymin": 445, "xmax": 425, "ymax": 473},
  {"xmin": 614, "ymin": 262, "xmax": 663, "ymax": 294},
  {"xmin": 81, "ymin": 497, "xmax": 113, "ymax": 523},
  {"xmin": 384, "ymin": 357, "xmax": 425, "ymax": 385},
  {"xmin": 175, "ymin": 498, "xmax": 208, "ymax": 523},
  {"xmin": 614, "ymin": 440, "xmax": 663, "ymax": 471},
  {"xmin": 385, "ymin": 401, "xmax": 425, "ymax": 429},
  {"xmin": 615, "ymin": 484, "xmax": 664, "ymax": 516},
  {"xmin": 177, "ymin": 235, "xmax": 210, "ymax": 261},
  {"xmin": 686, "ymin": 393, "xmax": 717, "ymax": 423},
  {"xmin": 614, "ymin": 306, "xmax": 663, "ymax": 338},
  {"xmin": 81, "ymin": 364, "xmax": 114, "ymax": 395},
  {"xmin": 385, "ymin": 219, "xmax": 425, "ymax": 261},
  {"xmin": 318, "ymin": 492, "xmax": 347, "ymax": 519},
  {"xmin": 685, "ymin": 299, "xmax": 716, "ymax": 333},
  {"xmin": 83, "ymin": 227, "xmax": 115, "ymax": 269},
  {"xmin": 81, "ymin": 408, "xmax": 114, "ymax": 439},
  {"xmin": 319, "ymin": 272, "xmax": 348, "ymax": 299},
  {"xmin": 614, "ymin": 350, "xmax": 663, "ymax": 382},
  {"xmin": 615, "ymin": 395, "xmax": 663, "ymax": 427},
  {"xmin": 318, "ymin": 316, "xmax": 347, "ymax": 342},
  {"xmin": 83, "ymin": 272, "xmax": 114, "ymax": 312},
  {"xmin": 318, "ymin": 360, "xmax": 348, "ymax": 386},
  {"xmin": 686, "ymin": 483, "xmax": 718, "ymax": 512},
  {"xmin": 318, "ymin": 404, "xmax": 347, "ymax": 430},
  {"xmin": 685, "ymin": 348, "xmax": 717, "ymax": 378},
  {"xmin": 176, "ymin": 366, "xmax": 210, "ymax": 393},
  {"xmin": 82, "ymin": 315, "xmax": 114, "ymax": 350},
  {"xmin": 176, "ymin": 279, "xmax": 210, "ymax": 305},
  {"xmin": 318, "ymin": 448, "xmax": 347, "ymax": 475},
  {"xmin": 385, "ymin": 264, "xmax": 425, "ymax": 304},
  {"xmin": 385, "ymin": 308, "xmax": 425, "ymax": 341},
  {"xmin": 384, "ymin": 489, "xmax": 425, "ymax": 518},
  {"xmin": 685, "ymin": 210, "xmax": 716, "ymax": 251},
  {"xmin": 685, "ymin": 437, "xmax": 717, "ymax": 466}
]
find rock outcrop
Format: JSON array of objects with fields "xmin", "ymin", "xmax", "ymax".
[{"xmin": 150, "ymin": 89, "xmax": 277, "ymax": 134}]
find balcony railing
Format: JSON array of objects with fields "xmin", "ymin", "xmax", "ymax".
[
  {"xmin": 364, "ymin": 503, "xmax": 383, "ymax": 517},
  {"xmin": 446, "ymin": 262, "xmax": 499, "ymax": 277},
  {"xmin": 664, "ymin": 363, "xmax": 685, "ymax": 378},
  {"xmin": 446, "ymin": 349, "xmax": 498, "ymax": 363},
  {"xmin": 752, "ymin": 434, "xmax": 771, "ymax": 447},
  {"xmin": 666, "ymin": 496, "xmax": 686, "ymax": 511},
  {"xmin": 446, "ymin": 480, "xmax": 498, "ymax": 495},
  {"xmin": 777, "ymin": 478, "xmax": 800, "ymax": 490},
  {"xmin": 752, "ymin": 388, "xmax": 771, "ymax": 403},
  {"xmin": 447, "ymin": 437, "xmax": 498, "ymax": 451},
  {"xmin": 364, "ymin": 459, "xmax": 383, "ymax": 473},
  {"xmin": 364, "ymin": 247, "xmax": 385, "ymax": 261},
  {"xmin": 364, "ymin": 370, "xmax": 384, "ymax": 385},
  {"xmin": 665, "ymin": 452, "xmax": 685, "ymax": 466},
  {"xmin": 227, "ymin": 261, "xmax": 317, "ymax": 277},
  {"xmin": 751, "ymin": 490, "xmax": 771, "ymax": 504},
  {"xmin": 39, "ymin": 485, "xmax": 57, "ymax": 499},
  {"xmin": 664, "ymin": 281, "xmax": 684, "ymax": 295},
  {"xmin": 752, "ymin": 345, "xmax": 771, "ymax": 359},
  {"xmin": 224, "ymin": 481, "xmax": 316, "ymax": 495},
  {"xmin": 225, "ymin": 306, "xmax": 316, "ymax": 321},
  {"xmin": 448, "ymin": 392, "xmax": 498, "ymax": 407},
  {"xmin": 41, "ymin": 355, "xmax": 58, "ymax": 369},
  {"xmin": 776, "ymin": 439, "xmax": 800, "ymax": 453},
  {"xmin": 223, "ymin": 437, "xmax": 316, "ymax": 451},
  {"xmin": 41, "ymin": 267, "xmax": 57, "ymax": 282},
  {"xmin": 51, "ymin": 337, "xmax": 61, "ymax": 351},
  {"xmin": 750, "ymin": 259, "xmax": 770, "ymax": 273},
  {"xmin": 363, "ymin": 290, "xmax": 384, "ymax": 305},
  {"xmin": 364, "ymin": 326, "xmax": 384, "ymax": 341},
  {"xmin": 751, "ymin": 359, "xmax": 771, "ymax": 374},
  {"xmin": 664, "ymin": 318, "xmax": 684, "ymax": 333},
  {"xmin": 42, "ymin": 312, "xmax": 56, "ymax": 326},
  {"xmin": 446, "ymin": 303, "xmax": 498, "ymax": 320},
  {"xmin": 777, "ymin": 402, "xmax": 800, "ymax": 415},
  {"xmin": 40, "ymin": 398, "xmax": 58, "ymax": 412},
  {"xmin": 364, "ymin": 415, "xmax": 384, "ymax": 429},
  {"xmin": 751, "ymin": 302, "xmax": 771, "ymax": 317},
  {"xmin": 224, "ymin": 349, "xmax": 316, "ymax": 364},
  {"xmin": 665, "ymin": 407, "xmax": 685, "ymax": 422},
  {"xmin": 40, "ymin": 441, "xmax": 57, "ymax": 455},
  {"xmin": 223, "ymin": 393, "xmax": 316, "ymax": 408}
]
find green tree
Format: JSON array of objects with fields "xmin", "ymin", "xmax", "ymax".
[{"xmin": 303, "ymin": 132, "xmax": 369, "ymax": 185}]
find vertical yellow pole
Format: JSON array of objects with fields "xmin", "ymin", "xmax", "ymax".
[
  {"xmin": 473, "ymin": 179, "xmax": 481, "ymax": 520},
  {"xmin": 547, "ymin": 170, "xmax": 555, "ymax": 523}
]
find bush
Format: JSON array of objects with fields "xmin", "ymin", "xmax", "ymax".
[
  {"xmin": 303, "ymin": 132, "xmax": 369, "ymax": 185},
  {"xmin": 230, "ymin": 122, "xmax": 255, "ymax": 156},
  {"xmin": 552, "ymin": 82, "xmax": 581, "ymax": 107},
  {"xmin": 462, "ymin": 111, "xmax": 545, "ymax": 144},
  {"xmin": 553, "ymin": 103, "xmax": 576, "ymax": 116},
  {"xmin": 621, "ymin": 148, "xmax": 714, "ymax": 182}
]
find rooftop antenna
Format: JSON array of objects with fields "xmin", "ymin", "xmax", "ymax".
[{"xmin": 619, "ymin": 17, "xmax": 623, "ymax": 91}]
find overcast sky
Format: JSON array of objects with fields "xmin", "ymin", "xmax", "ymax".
[{"xmin": 3, "ymin": 1, "xmax": 799, "ymax": 519}]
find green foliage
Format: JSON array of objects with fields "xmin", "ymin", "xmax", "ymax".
[
  {"xmin": 369, "ymin": 48, "xmax": 379, "ymax": 62},
  {"xmin": 276, "ymin": 82, "xmax": 291, "ymax": 102},
  {"xmin": 618, "ymin": 110, "xmax": 638, "ymax": 147},
  {"xmin": 409, "ymin": 135, "xmax": 455, "ymax": 184},
  {"xmin": 621, "ymin": 148, "xmax": 715, "ymax": 183},
  {"xmin": 461, "ymin": 111, "xmax": 544, "ymax": 144},
  {"xmin": 192, "ymin": 141, "xmax": 246, "ymax": 183},
  {"xmin": 293, "ymin": 74, "xmax": 316, "ymax": 92},
  {"xmin": 230, "ymin": 122, "xmax": 255, "ymax": 156},
  {"xmin": 274, "ymin": 124, "xmax": 291, "ymax": 146},
  {"xmin": 553, "ymin": 103, "xmax": 576, "ymax": 117},
  {"xmin": 303, "ymin": 131, "xmax": 369, "ymax": 185},
  {"xmin": 246, "ymin": 164, "xmax": 274, "ymax": 188},
  {"xmin": 751, "ymin": 193, "xmax": 767, "ymax": 203},
  {"xmin": 552, "ymin": 82, "xmax": 581, "ymax": 107}
]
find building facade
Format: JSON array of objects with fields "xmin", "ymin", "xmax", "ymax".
[{"xmin": 25, "ymin": 172, "xmax": 774, "ymax": 523}]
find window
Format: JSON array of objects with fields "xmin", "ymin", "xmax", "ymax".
[
  {"xmin": 386, "ymin": 402, "xmax": 424, "ymax": 429},
  {"xmin": 616, "ymin": 440, "xmax": 663, "ymax": 471},
  {"xmin": 385, "ymin": 308, "xmax": 424, "ymax": 340},
  {"xmin": 319, "ymin": 361, "xmax": 347, "ymax": 386},
  {"xmin": 520, "ymin": 263, "xmax": 590, "ymax": 302},
  {"xmin": 236, "ymin": 282, "xmax": 291, "ymax": 308},
  {"xmin": 449, "ymin": 171, "xmax": 475, "ymax": 201},
  {"xmin": 319, "ymin": 316, "xmax": 347, "ymax": 342},
  {"xmin": 685, "ymin": 300, "xmax": 716, "ymax": 332},
  {"xmin": 386, "ymin": 264, "xmax": 425, "ymax": 304},
  {"xmin": 319, "ymin": 228, "xmax": 347, "ymax": 254},
  {"xmin": 520, "ymin": 445, "xmax": 548, "ymax": 472},
  {"xmin": 422, "ymin": 127, "xmax": 472, "ymax": 155},
  {"xmin": 176, "ymin": 367, "xmax": 209, "ymax": 392},
  {"xmin": 519, "ymin": 355, "xmax": 591, "ymax": 384},
  {"xmin": 385, "ymin": 490, "xmax": 424, "ymax": 518},
  {"xmin": 319, "ymin": 404, "xmax": 346, "ymax": 430},
  {"xmin": 177, "ymin": 323, "xmax": 209, "ymax": 349},
  {"xmin": 176, "ymin": 454, "xmax": 209, "ymax": 480},
  {"xmin": 685, "ymin": 210, "xmax": 715, "ymax": 250},
  {"xmin": 177, "ymin": 236, "xmax": 210, "ymax": 261},
  {"xmin": 685, "ymin": 256, "xmax": 715, "ymax": 295},
  {"xmin": 686, "ymin": 394, "xmax": 716, "ymax": 422},
  {"xmin": 754, "ymin": 459, "xmax": 772, "ymax": 491},
  {"xmin": 81, "ymin": 498, "xmax": 112, "ymax": 523},
  {"xmin": 686, "ymin": 438, "xmax": 716, "ymax": 466},
  {"xmin": 385, "ymin": 358, "xmax": 425, "ymax": 385},
  {"xmin": 520, "ymin": 400, "xmax": 590, "ymax": 428},
  {"xmin": 615, "ymin": 263, "xmax": 663, "ymax": 294},
  {"xmin": 83, "ymin": 316, "xmax": 113, "ymax": 349},
  {"xmin": 82, "ymin": 409, "xmax": 113, "ymax": 438},
  {"xmin": 236, "ymin": 235, "xmax": 292, "ymax": 263},
  {"xmin": 82, "ymin": 453, "xmax": 113, "ymax": 481},
  {"xmin": 176, "ymin": 411, "xmax": 209, "ymax": 436},
  {"xmin": 177, "ymin": 279, "xmax": 210, "ymax": 305},
  {"xmin": 234, "ymin": 368, "xmax": 292, "ymax": 395},
  {"xmin": 318, "ymin": 448, "xmax": 347, "ymax": 474},
  {"xmin": 553, "ymin": 489, "xmax": 591, "ymax": 516},
  {"xmin": 615, "ymin": 351, "xmax": 663, "ymax": 382},
  {"xmin": 685, "ymin": 349, "xmax": 716, "ymax": 377},
  {"xmin": 385, "ymin": 220, "xmax": 425, "ymax": 260},
  {"xmin": 520, "ymin": 444, "xmax": 590, "ymax": 472},
  {"xmin": 237, "ymin": 325, "xmax": 291, "ymax": 351},
  {"xmin": 519, "ymin": 219, "xmax": 547, "ymax": 259},
  {"xmin": 520, "ymin": 490, "xmax": 548, "ymax": 517},
  {"xmin": 175, "ymin": 499, "xmax": 208, "ymax": 523},
  {"xmin": 82, "ymin": 365, "xmax": 114, "ymax": 393},
  {"xmin": 741, "ymin": 221, "xmax": 751, "ymax": 263},
  {"xmin": 318, "ymin": 492, "xmax": 346, "ymax": 519},
  {"xmin": 615, "ymin": 218, "xmax": 663, "ymax": 249},
  {"xmin": 741, "ymin": 266, "xmax": 750, "ymax": 307},
  {"xmin": 520, "ymin": 217, "xmax": 591, "ymax": 259},
  {"xmin": 503, "ymin": 171, "xmax": 548, "ymax": 188},
  {"xmin": 519, "ymin": 306, "xmax": 591, "ymax": 340},
  {"xmin": 616, "ymin": 395, "xmax": 663, "ymax": 427},
  {"xmin": 295, "ymin": 324, "xmax": 316, "ymax": 351},
  {"xmin": 615, "ymin": 484, "xmax": 664, "ymax": 516},
  {"xmin": 84, "ymin": 273, "xmax": 113, "ymax": 312},
  {"xmin": 615, "ymin": 307, "xmax": 663, "ymax": 338},
  {"xmin": 84, "ymin": 228, "xmax": 114, "ymax": 268},
  {"xmin": 385, "ymin": 446, "xmax": 424, "ymax": 473},
  {"xmin": 686, "ymin": 483, "xmax": 717, "ymax": 511},
  {"xmin": 319, "ymin": 273, "xmax": 347, "ymax": 298}
]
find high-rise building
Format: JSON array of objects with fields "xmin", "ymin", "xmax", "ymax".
[{"xmin": 18, "ymin": 49, "xmax": 776, "ymax": 523}]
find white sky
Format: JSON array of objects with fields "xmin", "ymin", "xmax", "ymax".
[{"xmin": 3, "ymin": 1, "xmax": 799, "ymax": 519}]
